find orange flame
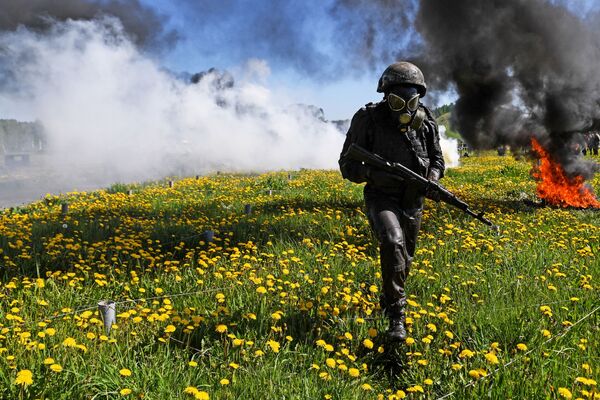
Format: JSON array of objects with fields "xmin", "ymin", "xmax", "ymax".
[{"xmin": 531, "ymin": 138, "xmax": 600, "ymax": 208}]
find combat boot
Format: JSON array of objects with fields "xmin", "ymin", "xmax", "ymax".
[{"xmin": 387, "ymin": 318, "xmax": 407, "ymax": 342}]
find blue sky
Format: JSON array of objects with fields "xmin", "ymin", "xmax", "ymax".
[
  {"xmin": 141, "ymin": 0, "xmax": 403, "ymax": 120},
  {"xmin": 141, "ymin": 0, "xmax": 600, "ymax": 121},
  {"xmin": 5, "ymin": 0, "xmax": 598, "ymax": 122}
]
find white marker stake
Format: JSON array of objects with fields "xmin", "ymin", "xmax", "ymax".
[{"xmin": 98, "ymin": 300, "xmax": 116, "ymax": 335}]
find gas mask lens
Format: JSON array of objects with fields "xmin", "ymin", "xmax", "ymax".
[{"xmin": 387, "ymin": 93, "xmax": 420, "ymax": 112}]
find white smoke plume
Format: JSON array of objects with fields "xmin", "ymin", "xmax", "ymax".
[
  {"xmin": 0, "ymin": 18, "xmax": 344, "ymax": 192},
  {"xmin": 438, "ymin": 125, "xmax": 459, "ymax": 168}
]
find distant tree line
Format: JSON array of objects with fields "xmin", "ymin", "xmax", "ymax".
[
  {"xmin": 433, "ymin": 103, "xmax": 455, "ymax": 118},
  {"xmin": 0, "ymin": 120, "xmax": 45, "ymax": 154}
]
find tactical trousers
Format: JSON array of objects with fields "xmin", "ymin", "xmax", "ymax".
[{"xmin": 365, "ymin": 193, "xmax": 422, "ymax": 320}]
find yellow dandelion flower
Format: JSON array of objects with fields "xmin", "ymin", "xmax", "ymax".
[
  {"xmin": 362, "ymin": 339, "xmax": 374, "ymax": 349},
  {"xmin": 43, "ymin": 357, "xmax": 55, "ymax": 365},
  {"xmin": 15, "ymin": 369, "xmax": 33, "ymax": 386},
  {"xmin": 485, "ymin": 352, "xmax": 499, "ymax": 365},
  {"xmin": 164, "ymin": 325, "xmax": 176, "ymax": 333},
  {"xmin": 575, "ymin": 377, "xmax": 597, "ymax": 386},
  {"xmin": 188, "ymin": 361, "xmax": 198, "ymax": 367},
  {"xmin": 119, "ymin": 368, "xmax": 132, "ymax": 377},
  {"xmin": 407, "ymin": 385, "xmax": 424, "ymax": 393},
  {"xmin": 50, "ymin": 364, "xmax": 63, "ymax": 373},
  {"xmin": 361, "ymin": 383, "xmax": 372, "ymax": 390},
  {"xmin": 459, "ymin": 349, "xmax": 475, "ymax": 358},
  {"xmin": 541, "ymin": 329, "xmax": 551, "ymax": 338},
  {"xmin": 516, "ymin": 343, "xmax": 528, "ymax": 351},
  {"xmin": 267, "ymin": 340, "xmax": 280, "ymax": 353},
  {"xmin": 469, "ymin": 369, "xmax": 487, "ymax": 379},
  {"xmin": 215, "ymin": 324, "xmax": 227, "ymax": 334},
  {"xmin": 62, "ymin": 337, "xmax": 77, "ymax": 347},
  {"xmin": 348, "ymin": 368, "xmax": 360, "ymax": 378},
  {"xmin": 557, "ymin": 387, "xmax": 572, "ymax": 399},
  {"xmin": 184, "ymin": 386, "xmax": 199, "ymax": 396},
  {"xmin": 120, "ymin": 388, "xmax": 132, "ymax": 396},
  {"xmin": 319, "ymin": 372, "xmax": 331, "ymax": 380},
  {"xmin": 220, "ymin": 378, "xmax": 230, "ymax": 385}
]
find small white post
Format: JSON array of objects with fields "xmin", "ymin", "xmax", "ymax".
[
  {"xmin": 98, "ymin": 300, "xmax": 116, "ymax": 335},
  {"xmin": 203, "ymin": 230, "xmax": 214, "ymax": 243}
]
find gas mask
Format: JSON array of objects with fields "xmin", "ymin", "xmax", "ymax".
[{"xmin": 386, "ymin": 86, "xmax": 425, "ymax": 132}]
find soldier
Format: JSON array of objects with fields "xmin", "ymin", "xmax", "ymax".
[
  {"xmin": 589, "ymin": 131, "xmax": 600, "ymax": 156},
  {"xmin": 338, "ymin": 62, "xmax": 445, "ymax": 342}
]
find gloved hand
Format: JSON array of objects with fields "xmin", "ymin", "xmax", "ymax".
[
  {"xmin": 426, "ymin": 169, "xmax": 442, "ymax": 201},
  {"xmin": 427, "ymin": 169, "xmax": 441, "ymax": 182},
  {"xmin": 366, "ymin": 167, "xmax": 402, "ymax": 187}
]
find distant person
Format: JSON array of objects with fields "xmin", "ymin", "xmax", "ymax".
[
  {"xmin": 589, "ymin": 131, "xmax": 600, "ymax": 156},
  {"xmin": 582, "ymin": 133, "xmax": 590, "ymax": 156},
  {"xmin": 338, "ymin": 62, "xmax": 445, "ymax": 342}
]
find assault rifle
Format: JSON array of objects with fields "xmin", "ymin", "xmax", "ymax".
[{"xmin": 343, "ymin": 143, "xmax": 498, "ymax": 230}]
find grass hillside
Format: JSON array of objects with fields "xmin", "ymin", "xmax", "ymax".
[
  {"xmin": 0, "ymin": 154, "xmax": 598, "ymax": 399},
  {"xmin": 436, "ymin": 113, "xmax": 462, "ymax": 140}
]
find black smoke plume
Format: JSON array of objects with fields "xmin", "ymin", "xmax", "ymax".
[
  {"xmin": 332, "ymin": 0, "xmax": 600, "ymax": 178},
  {"xmin": 0, "ymin": 0, "xmax": 177, "ymax": 49}
]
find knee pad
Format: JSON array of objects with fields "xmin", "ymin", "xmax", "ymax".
[{"xmin": 380, "ymin": 226, "xmax": 405, "ymax": 248}]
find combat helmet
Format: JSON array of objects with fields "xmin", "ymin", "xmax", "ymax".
[{"xmin": 377, "ymin": 62, "xmax": 427, "ymax": 97}]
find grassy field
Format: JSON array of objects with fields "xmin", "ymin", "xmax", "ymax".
[{"xmin": 0, "ymin": 153, "xmax": 598, "ymax": 399}]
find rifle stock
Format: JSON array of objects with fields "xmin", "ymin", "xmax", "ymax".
[{"xmin": 343, "ymin": 143, "xmax": 498, "ymax": 230}]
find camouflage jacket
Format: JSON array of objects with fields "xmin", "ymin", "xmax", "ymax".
[{"xmin": 339, "ymin": 101, "xmax": 445, "ymax": 201}]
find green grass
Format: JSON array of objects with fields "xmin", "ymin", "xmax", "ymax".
[
  {"xmin": 0, "ymin": 154, "xmax": 598, "ymax": 399},
  {"xmin": 436, "ymin": 113, "xmax": 462, "ymax": 140}
]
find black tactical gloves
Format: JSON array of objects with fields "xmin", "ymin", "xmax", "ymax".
[
  {"xmin": 425, "ymin": 168, "xmax": 442, "ymax": 201},
  {"xmin": 427, "ymin": 168, "xmax": 441, "ymax": 182}
]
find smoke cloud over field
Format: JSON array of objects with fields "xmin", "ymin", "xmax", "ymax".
[
  {"xmin": 1, "ymin": 0, "xmax": 597, "ymax": 206},
  {"xmin": 172, "ymin": 0, "xmax": 600, "ymax": 178},
  {"xmin": 0, "ymin": 0, "xmax": 177, "ymax": 49},
  {"xmin": 0, "ymin": 18, "xmax": 343, "ymax": 191},
  {"xmin": 331, "ymin": 0, "xmax": 600, "ymax": 178}
]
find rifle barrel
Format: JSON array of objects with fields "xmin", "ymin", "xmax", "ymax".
[{"xmin": 344, "ymin": 144, "xmax": 499, "ymax": 231}]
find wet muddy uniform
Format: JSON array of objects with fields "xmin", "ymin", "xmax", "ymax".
[{"xmin": 339, "ymin": 101, "xmax": 445, "ymax": 322}]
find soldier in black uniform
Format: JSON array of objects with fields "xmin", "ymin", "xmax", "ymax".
[{"xmin": 339, "ymin": 62, "xmax": 445, "ymax": 341}]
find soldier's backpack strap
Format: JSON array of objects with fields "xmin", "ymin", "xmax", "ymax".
[{"xmin": 363, "ymin": 102, "xmax": 378, "ymax": 150}]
